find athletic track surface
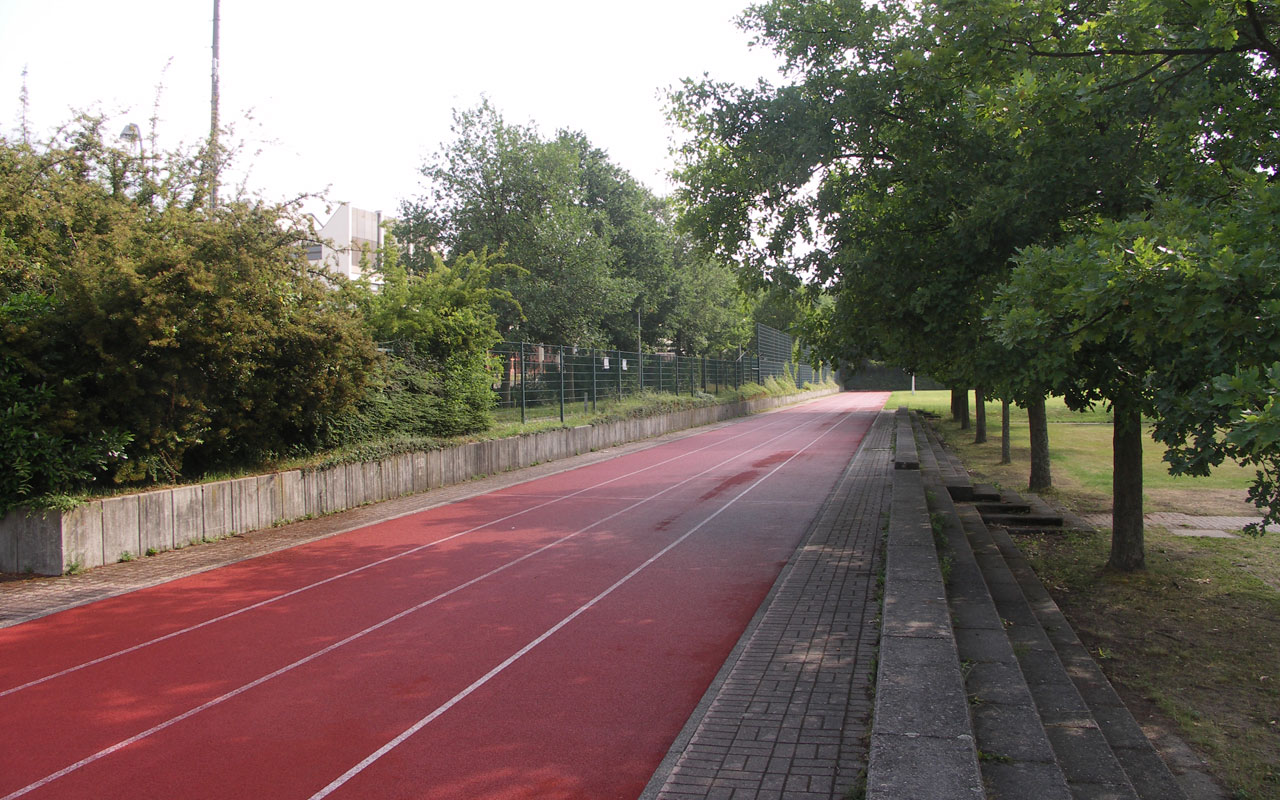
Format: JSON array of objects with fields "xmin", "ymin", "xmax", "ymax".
[{"xmin": 0, "ymin": 391, "xmax": 888, "ymax": 800}]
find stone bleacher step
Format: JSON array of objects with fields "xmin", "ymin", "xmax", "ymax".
[
  {"xmin": 908, "ymin": 411, "xmax": 1189, "ymax": 800},
  {"xmin": 981, "ymin": 512, "xmax": 1066, "ymax": 529},
  {"xmin": 957, "ymin": 508, "xmax": 1142, "ymax": 800},
  {"xmin": 987, "ymin": 525, "xmax": 1192, "ymax": 800},
  {"xmin": 927, "ymin": 487, "xmax": 1071, "ymax": 800},
  {"xmin": 974, "ymin": 501, "xmax": 1032, "ymax": 515},
  {"xmin": 970, "ymin": 483, "xmax": 1004, "ymax": 503}
]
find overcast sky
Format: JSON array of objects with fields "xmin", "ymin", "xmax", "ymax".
[{"xmin": 0, "ymin": 0, "xmax": 783, "ymax": 219}]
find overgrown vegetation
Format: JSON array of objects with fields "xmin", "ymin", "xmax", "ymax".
[
  {"xmin": 0, "ymin": 120, "xmax": 510, "ymax": 514},
  {"xmin": 0, "ymin": 119, "xmax": 378, "ymax": 512}
]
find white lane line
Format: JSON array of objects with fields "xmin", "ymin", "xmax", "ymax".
[
  {"xmin": 0, "ymin": 406, "xmax": 814, "ymax": 701},
  {"xmin": 308, "ymin": 398, "xmax": 860, "ymax": 799},
  {"xmin": 0, "ymin": 403, "xmax": 855, "ymax": 800}
]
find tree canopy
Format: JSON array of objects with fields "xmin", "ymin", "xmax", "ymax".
[
  {"xmin": 396, "ymin": 100, "xmax": 754, "ymax": 352},
  {"xmin": 672, "ymin": 0, "xmax": 1280, "ymax": 568}
]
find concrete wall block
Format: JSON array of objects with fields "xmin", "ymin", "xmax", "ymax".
[
  {"xmin": 381, "ymin": 455, "xmax": 410, "ymax": 499},
  {"xmin": 427, "ymin": 449, "xmax": 444, "ymax": 489},
  {"xmin": 301, "ymin": 471, "xmax": 319, "ymax": 518},
  {"xmin": 460, "ymin": 442, "xmax": 477, "ymax": 482},
  {"xmin": 229, "ymin": 477, "xmax": 260, "ymax": 534},
  {"xmin": 257, "ymin": 473, "xmax": 284, "ymax": 529},
  {"xmin": 0, "ymin": 508, "xmax": 21, "ymax": 573},
  {"xmin": 491, "ymin": 439, "xmax": 510, "ymax": 475},
  {"xmin": 280, "ymin": 471, "xmax": 306, "ymax": 522},
  {"xmin": 138, "ymin": 490, "xmax": 174, "ymax": 555},
  {"xmin": 366, "ymin": 460, "xmax": 386, "ymax": 502},
  {"xmin": 15, "ymin": 510, "xmax": 63, "ymax": 576},
  {"xmin": 345, "ymin": 462, "xmax": 367, "ymax": 507},
  {"xmin": 475, "ymin": 441, "xmax": 493, "ymax": 478},
  {"xmin": 102, "ymin": 494, "xmax": 142, "ymax": 563},
  {"xmin": 172, "ymin": 485, "xmax": 204, "ymax": 547},
  {"xmin": 61, "ymin": 501, "xmax": 104, "ymax": 571},
  {"xmin": 203, "ymin": 481, "xmax": 232, "ymax": 540},
  {"xmin": 411, "ymin": 452, "xmax": 429, "ymax": 493},
  {"xmin": 323, "ymin": 466, "xmax": 349, "ymax": 514}
]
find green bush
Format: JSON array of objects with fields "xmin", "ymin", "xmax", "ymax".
[{"xmin": 0, "ymin": 119, "xmax": 379, "ymax": 511}]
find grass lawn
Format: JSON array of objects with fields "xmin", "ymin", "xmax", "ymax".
[{"xmin": 887, "ymin": 390, "xmax": 1280, "ymax": 799}]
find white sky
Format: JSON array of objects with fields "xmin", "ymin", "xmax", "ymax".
[{"xmin": 0, "ymin": 0, "xmax": 783, "ymax": 219}]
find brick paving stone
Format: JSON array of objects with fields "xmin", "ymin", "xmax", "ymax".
[{"xmin": 644, "ymin": 409, "xmax": 891, "ymax": 800}]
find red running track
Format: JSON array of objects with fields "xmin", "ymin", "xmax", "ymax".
[{"xmin": 0, "ymin": 391, "xmax": 888, "ymax": 800}]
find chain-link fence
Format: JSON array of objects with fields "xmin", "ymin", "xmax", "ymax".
[
  {"xmin": 490, "ymin": 343, "xmax": 758, "ymax": 423},
  {"xmin": 755, "ymin": 323, "xmax": 828, "ymax": 388},
  {"xmin": 488, "ymin": 328, "xmax": 831, "ymax": 424}
]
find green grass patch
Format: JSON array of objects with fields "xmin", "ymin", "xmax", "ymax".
[
  {"xmin": 887, "ymin": 390, "xmax": 1255, "ymax": 515},
  {"xmin": 1016, "ymin": 527, "xmax": 1280, "ymax": 799}
]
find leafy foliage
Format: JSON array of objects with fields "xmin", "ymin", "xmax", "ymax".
[
  {"xmin": 396, "ymin": 100, "xmax": 751, "ymax": 351},
  {"xmin": 333, "ymin": 249, "xmax": 515, "ymax": 443},
  {"xmin": 0, "ymin": 119, "xmax": 379, "ymax": 511}
]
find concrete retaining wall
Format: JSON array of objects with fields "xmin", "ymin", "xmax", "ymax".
[{"xmin": 0, "ymin": 387, "xmax": 835, "ymax": 575}]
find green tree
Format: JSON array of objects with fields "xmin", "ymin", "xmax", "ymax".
[
  {"xmin": 344, "ymin": 247, "xmax": 516, "ymax": 439},
  {"xmin": 976, "ymin": 0, "xmax": 1280, "ymax": 567},
  {"xmin": 397, "ymin": 101, "xmax": 634, "ymax": 345}
]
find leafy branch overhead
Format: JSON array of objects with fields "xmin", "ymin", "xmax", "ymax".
[{"xmin": 672, "ymin": 0, "xmax": 1280, "ymax": 568}]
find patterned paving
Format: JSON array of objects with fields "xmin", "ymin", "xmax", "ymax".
[{"xmin": 645, "ymin": 410, "xmax": 891, "ymax": 800}]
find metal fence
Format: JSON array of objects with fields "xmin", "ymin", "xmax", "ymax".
[
  {"xmin": 490, "ymin": 343, "xmax": 757, "ymax": 423},
  {"xmin": 755, "ymin": 322, "xmax": 826, "ymax": 387},
  {"xmin": 490, "ymin": 328, "xmax": 831, "ymax": 424}
]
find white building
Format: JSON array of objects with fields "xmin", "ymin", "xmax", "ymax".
[{"xmin": 306, "ymin": 202, "xmax": 386, "ymax": 285}]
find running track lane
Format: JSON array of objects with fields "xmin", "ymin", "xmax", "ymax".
[{"xmin": 0, "ymin": 391, "xmax": 889, "ymax": 800}]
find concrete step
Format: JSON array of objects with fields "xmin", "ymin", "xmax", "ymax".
[
  {"xmin": 974, "ymin": 501, "xmax": 1033, "ymax": 515},
  {"xmin": 987, "ymin": 525, "xmax": 1191, "ymax": 800},
  {"xmin": 970, "ymin": 484, "xmax": 1006, "ymax": 503},
  {"xmin": 924, "ymin": 479, "xmax": 1070, "ymax": 799},
  {"xmin": 981, "ymin": 512, "xmax": 1066, "ymax": 528},
  {"xmin": 907, "ymin": 410, "xmax": 1188, "ymax": 800},
  {"xmin": 958, "ymin": 510, "xmax": 1141, "ymax": 800}
]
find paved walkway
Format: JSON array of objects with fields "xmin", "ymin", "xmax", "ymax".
[
  {"xmin": 1081, "ymin": 512, "xmax": 1264, "ymax": 539},
  {"xmin": 642, "ymin": 410, "xmax": 891, "ymax": 800}
]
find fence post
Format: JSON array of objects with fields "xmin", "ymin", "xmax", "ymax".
[
  {"xmin": 638, "ymin": 350, "xmax": 644, "ymax": 392},
  {"xmin": 617, "ymin": 348, "xmax": 623, "ymax": 401},
  {"xmin": 658, "ymin": 354, "xmax": 663, "ymax": 394},
  {"xmin": 519, "ymin": 342, "xmax": 527, "ymax": 425},
  {"xmin": 591, "ymin": 348, "xmax": 597, "ymax": 412},
  {"xmin": 559, "ymin": 345, "xmax": 565, "ymax": 423}
]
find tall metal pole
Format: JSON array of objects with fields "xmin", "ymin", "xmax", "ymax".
[
  {"xmin": 519, "ymin": 342, "xmax": 527, "ymax": 425},
  {"xmin": 209, "ymin": 0, "xmax": 220, "ymax": 211}
]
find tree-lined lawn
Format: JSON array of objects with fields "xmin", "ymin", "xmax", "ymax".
[
  {"xmin": 888, "ymin": 390, "xmax": 1257, "ymax": 516},
  {"xmin": 890, "ymin": 389, "xmax": 1280, "ymax": 799}
]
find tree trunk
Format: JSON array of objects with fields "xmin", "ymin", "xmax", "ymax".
[
  {"xmin": 1027, "ymin": 395, "xmax": 1052, "ymax": 491},
  {"xmin": 974, "ymin": 386, "xmax": 987, "ymax": 443},
  {"xmin": 1109, "ymin": 397, "xmax": 1145, "ymax": 571},
  {"xmin": 953, "ymin": 388, "xmax": 971, "ymax": 429},
  {"xmin": 951, "ymin": 388, "xmax": 963, "ymax": 421},
  {"xmin": 1000, "ymin": 399, "xmax": 1012, "ymax": 464}
]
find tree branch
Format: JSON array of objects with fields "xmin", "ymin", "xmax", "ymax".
[{"xmin": 1244, "ymin": 0, "xmax": 1280, "ymax": 64}]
